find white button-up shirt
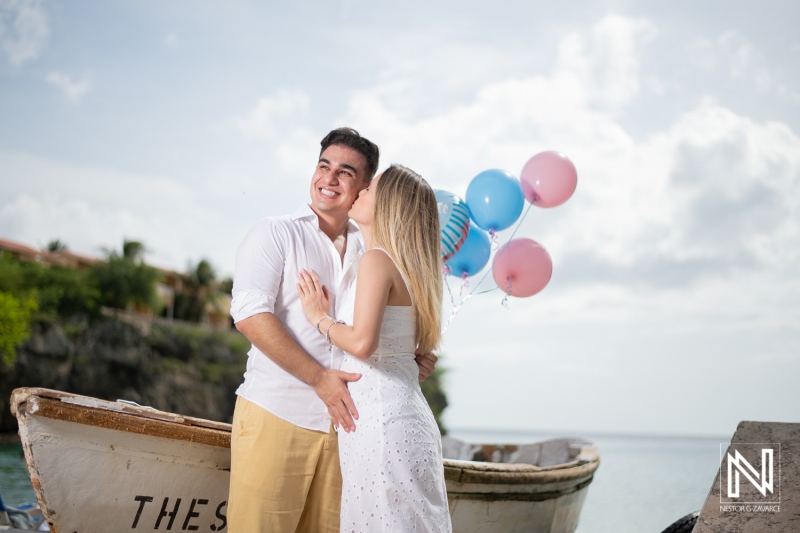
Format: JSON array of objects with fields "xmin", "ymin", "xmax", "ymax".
[{"xmin": 230, "ymin": 204, "xmax": 364, "ymax": 432}]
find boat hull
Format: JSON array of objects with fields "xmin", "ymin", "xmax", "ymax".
[
  {"xmin": 443, "ymin": 439, "xmax": 599, "ymax": 533},
  {"xmin": 13, "ymin": 389, "xmax": 231, "ymax": 532},
  {"xmin": 11, "ymin": 388, "xmax": 598, "ymax": 533}
]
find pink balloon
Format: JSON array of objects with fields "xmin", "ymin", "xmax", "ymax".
[
  {"xmin": 492, "ymin": 238, "xmax": 553, "ymax": 297},
  {"xmin": 520, "ymin": 151, "xmax": 577, "ymax": 207}
]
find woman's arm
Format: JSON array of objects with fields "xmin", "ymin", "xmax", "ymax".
[
  {"xmin": 236, "ymin": 313, "xmax": 361, "ymax": 431},
  {"xmin": 297, "ymin": 250, "xmax": 394, "ymax": 359}
]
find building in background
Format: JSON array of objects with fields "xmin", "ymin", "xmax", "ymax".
[{"xmin": 0, "ymin": 237, "xmax": 231, "ymax": 328}]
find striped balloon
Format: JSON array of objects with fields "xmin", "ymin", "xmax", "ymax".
[{"xmin": 434, "ymin": 189, "xmax": 471, "ymax": 261}]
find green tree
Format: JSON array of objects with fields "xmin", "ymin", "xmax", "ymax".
[
  {"xmin": 94, "ymin": 240, "xmax": 160, "ymax": 312},
  {"xmin": 421, "ymin": 363, "xmax": 449, "ymax": 435},
  {"xmin": 0, "ymin": 291, "xmax": 37, "ymax": 367},
  {"xmin": 219, "ymin": 276, "xmax": 233, "ymax": 295},
  {"xmin": 0, "ymin": 252, "xmax": 27, "ymax": 294},
  {"xmin": 174, "ymin": 259, "xmax": 218, "ymax": 322},
  {"xmin": 36, "ymin": 265, "xmax": 100, "ymax": 317},
  {"xmin": 1, "ymin": 251, "xmax": 99, "ymax": 318}
]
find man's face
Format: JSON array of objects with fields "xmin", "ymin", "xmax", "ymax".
[{"xmin": 310, "ymin": 144, "xmax": 370, "ymax": 219}]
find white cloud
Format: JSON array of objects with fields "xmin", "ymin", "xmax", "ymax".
[
  {"xmin": 236, "ymin": 89, "xmax": 320, "ymax": 174},
  {"xmin": 690, "ymin": 37, "xmax": 718, "ymax": 71},
  {"xmin": 225, "ymin": 15, "xmax": 800, "ymax": 353},
  {"xmin": 238, "ymin": 89, "xmax": 311, "ymax": 142},
  {"xmin": 301, "ymin": 12, "xmax": 800, "ymax": 434},
  {"xmin": 718, "ymin": 30, "xmax": 753, "ymax": 78},
  {"xmin": 165, "ymin": 32, "xmax": 178, "ymax": 50},
  {"xmin": 663, "ymin": 106, "xmax": 800, "ymax": 263},
  {"xmin": 45, "ymin": 71, "xmax": 93, "ymax": 102},
  {"xmin": 546, "ymin": 102, "xmax": 800, "ymax": 278},
  {"xmin": 0, "ymin": 151, "xmax": 241, "ymax": 274},
  {"xmin": 3, "ymin": 7, "xmax": 797, "ymax": 437},
  {"xmin": 440, "ymin": 257, "xmax": 800, "ymax": 435},
  {"xmin": 336, "ymin": 15, "xmax": 655, "ymax": 188},
  {"xmin": 229, "ymin": 14, "xmax": 657, "ymax": 201},
  {"xmin": 692, "ymin": 30, "xmax": 783, "ymax": 93},
  {"xmin": 330, "ymin": 15, "xmax": 800, "ymax": 280},
  {"xmin": 557, "ymin": 14, "xmax": 657, "ymax": 112},
  {"xmin": 361, "ymin": 35, "xmax": 535, "ymax": 120},
  {"xmin": 0, "ymin": 0, "xmax": 48, "ymax": 65}
]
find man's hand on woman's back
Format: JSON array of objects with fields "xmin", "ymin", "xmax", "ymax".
[{"xmin": 415, "ymin": 351, "xmax": 438, "ymax": 382}]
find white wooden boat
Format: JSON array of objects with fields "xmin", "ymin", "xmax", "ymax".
[
  {"xmin": 12, "ymin": 388, "xmax": 231, "ymax": 532},
  {"xmin": 442, "ymin": 436, "xmax": 599, "ymax": 533},
  {"xmin": 11, "ymin": 388, "xmax": 599, "ymax": 532}
]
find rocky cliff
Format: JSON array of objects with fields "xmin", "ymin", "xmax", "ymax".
[{"xmin": 0, "ymin": 315, "xmax": 249, "ymax": 433}]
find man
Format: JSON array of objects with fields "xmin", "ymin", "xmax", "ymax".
[{"xmin": 227, "ymin": 127, "xmax": 437, "ymax": 532}]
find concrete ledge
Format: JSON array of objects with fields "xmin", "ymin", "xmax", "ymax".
[{"xmin": 694, "ymin": 420, "xmax": 799, "ymax": 533}]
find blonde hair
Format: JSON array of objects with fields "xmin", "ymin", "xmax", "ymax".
[{"xmin": 372, "ymin": 164, "xmax": 442, "ymax": 354}]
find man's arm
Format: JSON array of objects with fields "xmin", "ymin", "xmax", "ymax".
[
  {"xmin": 236, "ymin": 312, "xmax": 361, "ymax": 432},
  {"xmin": 416, "ymin": 351, "xmax": 438, "ymax": 382}
]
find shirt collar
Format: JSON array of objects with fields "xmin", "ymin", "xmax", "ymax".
[
  {"xmin": 291, "ymin": 204, "xmax": 317, "ymax": 221},
  {"xmin": 347, "ymin": 220, "xmax": 365, "ymax": 252},
  {"xmin": 293, "ymin": 204, "xmax": 364, "ymax": 251}
]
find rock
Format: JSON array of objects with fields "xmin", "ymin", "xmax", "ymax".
[
  {"xmin": 86, "ymin": 320, "xmax": 150, "ymax": 367},
  {"xmin": 24, "ymin": 321, "xmax": 73, "ymax": 359},
  {"xmin": 0, "ymin": 317, "xmax": 247, "ymax": 433}
]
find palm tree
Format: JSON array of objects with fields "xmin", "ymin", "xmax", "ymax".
[
  {"xmin": 175, "ymin": 259, "xmax": 219, "ymax": 323},
  {"xmin": 122, "ymin": 240, "xmax": 146, "ymax": 263},
  {"xmin": 46, "ymin": 239, "xmax": 68, "ymax": 253},
  {"xmin": 93, "ymin": 239, "xmax": 159, "ymax": 312}
]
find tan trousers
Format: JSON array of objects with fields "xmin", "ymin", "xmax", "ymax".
[{"xmin": 227, "ymin": 396, "xmax": 341, "ymax": 533}]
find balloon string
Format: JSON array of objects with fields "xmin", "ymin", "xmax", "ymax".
[
  {"xmin": 459, "ymin": 271, "xmax": 469, "ymax": 298},
  {"xmin": 463, "ymin": 202, "xmax": 534, "ymax": 299},
  {"xmin": 443, "ymin": 266, "xmax": 459, "ymax": 309},
  {"xmin": 489, "ymin": 228, "xmax": 500, "ymax": 250},
  {"xmin": 442, "ymin": 202, "xmax": 535, "ymax": 332},
  {"xmin": 442, "ymin": 293, "xmax": 474, "ymax": 334},
  {"xmin": 500, "ymin": 277, "xmax": 513, "ymax": 309},
  {"xmin": 505, "ymin": 202, "xmax": 534, "ymax": 243},
  {"xmin": 473, "ymin": 287, "xmax": 498, "ymax": 296}
]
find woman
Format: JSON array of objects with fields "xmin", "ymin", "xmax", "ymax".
[{"xmin": 297, "ymin": 164, "xmax": 452, "ymax": 532}]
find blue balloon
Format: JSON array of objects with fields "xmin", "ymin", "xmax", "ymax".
[
  {"xmin": 465, "ymin": 169, "xmax": 524, "ymax": 232},
  {"xmin": 434, "ymin": 189, "xmax": 471, "ymax": 261},
  {"xmin": 445, "ymin": 225, "xmax": 491, "ymax": 278}
]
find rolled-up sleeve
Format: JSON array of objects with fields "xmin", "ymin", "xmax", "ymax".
[{"xmin": 230, "ymin": 218, "xmax": 286, "ymax": 323}]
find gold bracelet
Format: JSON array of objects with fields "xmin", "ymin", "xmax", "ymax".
[{"xmin": 315, "ymin": 316, "xmax": 329, "ymax": 334}]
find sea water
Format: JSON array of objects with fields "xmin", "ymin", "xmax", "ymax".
[
  {"xmin": 448, "ymin": 428, "xmax": 725, "ymax": 533},
  {"xmin": 0, "ymin": 441, "xmax": 36, "ymax": 506},
  {"xmin": 0, "ymin": 430, "xmax": 726, "ymax": 533}
]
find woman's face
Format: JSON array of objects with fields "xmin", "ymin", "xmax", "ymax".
[{"xmin": 348, "ymin": 172, "xmax": 381, "ymax": 226}]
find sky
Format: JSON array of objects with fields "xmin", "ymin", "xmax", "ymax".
[{"xmin": 1, "ymin": 0, "xmax": 798, "ymax": 438}]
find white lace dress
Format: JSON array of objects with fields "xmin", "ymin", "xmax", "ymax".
[{"xmin": 338, "ymin": 274, "xmax": 452, "ymax": 532}]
